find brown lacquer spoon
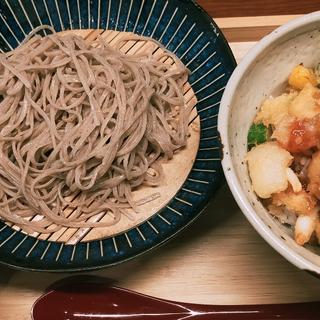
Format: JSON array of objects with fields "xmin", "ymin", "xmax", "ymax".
[{"xmin": 32, "ymin": 276, "xmax": 320, "ymax": 320}]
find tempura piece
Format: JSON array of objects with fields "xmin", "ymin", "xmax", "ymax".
[
  {"xmin": 289, "ymin": 83, "xmax": 320, "ymax": 119},
  {"xmin": 254, "ymin": 92, "xmax": 297, "ymax": 126},
  {"xmin": 246, "ymin": 142, "xmax": 294, "ymax": 198},
  {"xmin": 288, "ymin": 64, "xmax": 317, "ymax": 90}
]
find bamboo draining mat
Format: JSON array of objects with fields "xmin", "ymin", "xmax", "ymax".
[
  {"xmin": 7, "ymin": 29, "xmax": 199, "ymax": 245},
  {"xmin": 1, "ymin": 14, "xmax": 320, "ymax": 320}
]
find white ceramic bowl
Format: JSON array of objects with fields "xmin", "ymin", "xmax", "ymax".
[{"xmin": 218, "ymin": 11, "xmax": 320, "ymax": 274}]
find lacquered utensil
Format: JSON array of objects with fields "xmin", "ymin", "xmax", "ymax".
[{"xmin": 31, "ymin": 277, "xmax": 320, "ymax": 320}]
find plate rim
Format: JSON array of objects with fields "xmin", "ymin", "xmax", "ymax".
[{"xmin": 0, "ymin": 0, "xmax": 236, "ymax": 272}]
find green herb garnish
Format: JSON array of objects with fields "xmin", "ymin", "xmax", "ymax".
[{"xmin": 247, "ymin": 123, "xmax": 268, "ymax": 149}]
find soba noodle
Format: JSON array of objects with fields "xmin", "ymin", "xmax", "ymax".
[{"xmin": 0, "ymin": 32, "xmax": 191, "ymax": 233}]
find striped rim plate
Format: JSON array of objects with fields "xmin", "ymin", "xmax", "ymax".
[{"xmin": 0, "ymin": 0, "xmax": 236, "ymax": 271}]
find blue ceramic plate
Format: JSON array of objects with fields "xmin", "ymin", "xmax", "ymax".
[{"xmin": 0, "ymin": 0, "xmax": 236, "ymax": 271}]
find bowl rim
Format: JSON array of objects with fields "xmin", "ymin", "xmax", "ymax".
[{"xmin": 218, "ymin": 11, "xmax": 320, "ymax": 274}]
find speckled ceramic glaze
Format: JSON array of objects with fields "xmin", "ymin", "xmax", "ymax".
[
  {"xmin": 0, "ymin": 0, "xmax": 236, "ymax": 271},
  {"xmin": 219, "ymin": 12, "xmax": 320, "ymax": 275}
]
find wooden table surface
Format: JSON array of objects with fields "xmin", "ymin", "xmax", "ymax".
[
  {"xmin": 2, "ymin": 10, "xmax": 320, "ymax": 320},
  {"xmin": 197, "ymin": 0, "xmax": 319, "ymax": 17}
]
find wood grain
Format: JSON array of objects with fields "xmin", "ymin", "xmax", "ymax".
[
  {"xmin": 1, "ymin": 186, "xmax": 320, "ymax": 320},
  {"xmin": 215, "ymin": 15, "xmax": 299, "ymax": 42},
  {"xmin": 222, "ymin": 26, "xmax": 277, "ymax": 42},
  {"xmin": 2, "ymin": 14, "xmax": 320, "ymax": 320},
  {"xmin": 197, "ymin": 0, "xmax": 319, "ymax": 17}
]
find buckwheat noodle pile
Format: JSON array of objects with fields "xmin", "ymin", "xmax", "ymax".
[{"xmin": 0, "ymin": 32, "xmax": 191, "ymax": 234}]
